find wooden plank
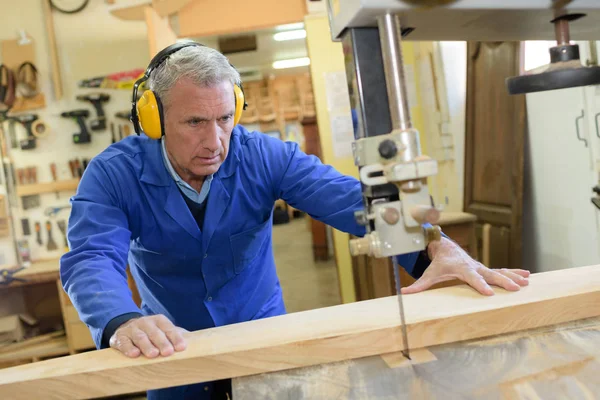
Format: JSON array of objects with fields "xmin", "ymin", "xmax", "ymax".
[
  {"xmin": 0, "ymin": 331, "xmax": 65, "ymax": 354},
  {"xmin": 42, "ymin": 0, "xmax": 63, "ymax": 100},
  {"xmin": 0, "ymin": 265, "xmax": 599, "ymax": 399},
  {"xmin": 177, "ymin": 0, "xmax": 307, "ymax": 37},
  {"xmin": 0, "ymin": 337, "xmax": 69, "ymax": 363},
  {"xmin": 145, "ymin": 5, "xmax": 178, "ymax": 58}
]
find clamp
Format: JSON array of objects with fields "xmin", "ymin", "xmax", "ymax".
[{"xmin": 0, "ymin": 267, "xmax": 27, "ymax": 286}]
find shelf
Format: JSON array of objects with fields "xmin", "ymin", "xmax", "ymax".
[{"xmin": 16, "ymin": 179, "xmax": 80, "ymax": 197}]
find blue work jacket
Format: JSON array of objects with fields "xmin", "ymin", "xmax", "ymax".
[{"xmin": 60, "ymin": 126, "xmax": 425, "ymax": 397}]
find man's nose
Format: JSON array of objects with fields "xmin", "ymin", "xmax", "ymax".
[{"xmin": 203, "ymin": 122, "xmax": 220, "ymax": 152}]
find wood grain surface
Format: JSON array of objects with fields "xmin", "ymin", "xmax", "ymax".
[
  {"xmin": 234, "ymin": 317, "xmax": 600, "ymax": 399},
  {"xmin": 0, "ymin": 265, "xmax": 599, "ymax": 399}
]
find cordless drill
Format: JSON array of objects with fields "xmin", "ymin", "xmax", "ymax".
[
  {"xmin": 7, "ymin": 114, "xmax": 48, "ymax": 150},
  {"xmin": 76, "ymin": 93, "xmax": 110, "ymax": 131},
  {"xmin": 61, "ymin": 109, "xmax": 91, "ymax": 144}
]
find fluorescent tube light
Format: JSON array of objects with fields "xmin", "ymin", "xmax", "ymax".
[
  {"xmin": 272, "ymin": 57, "xmax": 310, "ymax": 69},
  {"xmin": 275, "ymin": 22, "xmax": 304, "ymax": 31},
  {"xmin": 273, "ymin": 29, "xmax": 307, "ymax": 41}
]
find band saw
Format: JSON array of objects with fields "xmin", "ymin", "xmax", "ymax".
[{"xmin": 232, "ymin": 0, "xmax": 600, "ymax": 397}]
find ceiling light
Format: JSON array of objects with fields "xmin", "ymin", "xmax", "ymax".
[
  {"xmin": 272, "ymin": 57, "xmax": 310, "ymax": 69},
  {"xmin": 275, "ymin": 22, "xmax": 304, "ymax": 31},
  {"xmin": 273, "ymin": 29, "xmax": 307, "ymax": 41}
]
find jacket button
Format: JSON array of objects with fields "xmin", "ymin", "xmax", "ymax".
[
  {"xmin": 207, "ymin": 296, "xmax": 212, "ymax": 302},
  {"xmin": 204, "ymin": 254, "xmax": 208, "ymax": 258}
]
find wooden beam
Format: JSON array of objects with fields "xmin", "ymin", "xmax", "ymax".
[
  {"xmin": 0, "ymin": 265, "xmax": 599, "ymax": 399},
  {"xmin": 177, "ymin": 0, "xmax": 307, "ymax": 38},
  {"xmin": 144, "ymin": 6, "xmax": 178, "ymax": 57},
  {"xmin": 41, "ymin": 0, "xmax": 63, "ymax": 101}
]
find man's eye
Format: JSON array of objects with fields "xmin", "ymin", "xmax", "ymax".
[
  {"xmin": 188, "ymin": 119, "xmax": 202, "ymax": 126},
  {"xmin": 220, "ymin": 115, "xmax": 232, "ymax": 122}
]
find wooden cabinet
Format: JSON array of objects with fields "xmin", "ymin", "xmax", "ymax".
[{"xmin": 56, "ymin": 280, "xmax": 95, "ymax": 353}]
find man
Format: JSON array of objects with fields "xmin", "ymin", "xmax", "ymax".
[{"xmin": 60, "ymin": 42, "xmax": 530, "ymax": 399}]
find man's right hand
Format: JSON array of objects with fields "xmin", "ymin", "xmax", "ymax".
[{"xmin": 109, "ymin": 315, "xmax": 188, "ymax": 358}]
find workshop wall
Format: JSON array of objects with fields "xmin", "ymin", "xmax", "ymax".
[
  {"xmin": 305, "ymin": 14, "xmax": 358, "ymax": 303},
  {"xmin": 414, "ymin": 41, "xmax": 467, "ymax": 213},
  {"xmin": 0, "ymin": 0, "xmax": 150, "ymax": 267}
]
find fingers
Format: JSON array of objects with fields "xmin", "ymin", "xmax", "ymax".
[
  {"xmin": 462, "ymin": 269, "xmax": 495, "ymax": 296},
  {"xmin": 156, "ymin": 316, "xmax": 187, "ymax": 353},
  {"xmin": 497, "ymin": 268, "xmax": 529, "ymax": 287},
  {"xmin": 509, "ymin": 269, "xmax": 531, "ymax": 278},
  {"xmin": 111, "ymin": 315, "xmax": 187, "ymax": 359},
  {"xmin": 109, "ymin": 333, "xmax": 140, "ymax": 358},
  {"xmin": 479, "ymin": 268, "xmax": 520, "ymax": 292},
  {"xmin": 400, "ymin": 276, "xmax": 433, "ymax": 294},
  {"xmin": 130, "ymin": 328, "xmax": 160, "ymax": 358}
]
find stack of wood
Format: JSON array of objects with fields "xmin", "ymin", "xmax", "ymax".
[
  {"xmin": 0, "ymin": 314, "xmax": 68, "ymax": 369},
  {"xmin": 0, "ymin": 330, "xmax": 67, "ymax": 369},
  {"xmin": 240, "ymin": 73, "xmax": 316, "ymax": 137}
]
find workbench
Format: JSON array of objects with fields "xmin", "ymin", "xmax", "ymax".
[
  {"xmin": 233, "ymin": 316, "xmax": 600, "ymax": 399},
  {"xmin": 0, "ymin": 258, "xmax": 140, "ymax": 368},
  {"xmin": 0, "ymin": 258, "xmax": 95, "ymax": 368}
]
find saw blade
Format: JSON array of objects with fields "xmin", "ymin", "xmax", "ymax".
[{"xmin": 392, "ymin": 255, "xmax": 410, "ymax": 360}]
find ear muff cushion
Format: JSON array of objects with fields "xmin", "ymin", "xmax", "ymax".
[
  {"xmin": 137, "ymin": 90, "xmax": 163, "ymax": 139},
  {"xmin": 233, "ymin": 84, "xmax": 245, "ymax": 125},
  {"xmin": 156, "ymin": 93, "xmax": 165, "ymax": 137}
]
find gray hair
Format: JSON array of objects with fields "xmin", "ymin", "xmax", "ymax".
[{"xmin": 148, "ymin": 43, "xmax": 241, "ymax": 109}]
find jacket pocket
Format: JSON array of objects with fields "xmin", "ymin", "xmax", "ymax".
[{"xmin": 230, "ymin": 219, "xmax": 270, "ymax": 274}]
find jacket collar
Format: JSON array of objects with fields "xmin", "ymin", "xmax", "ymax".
[{"xmin": 139, "ymin": 127, "xmax": 242, "ymax": 186}]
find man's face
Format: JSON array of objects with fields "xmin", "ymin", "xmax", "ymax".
[{"xmin": 162, "ymin": 77, "xmax": 235, "ymax": 180}]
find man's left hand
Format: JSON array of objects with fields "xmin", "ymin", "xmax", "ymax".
[{"xmin": 401, "ymin": 237, "xmax": 530, "ymax": 296}]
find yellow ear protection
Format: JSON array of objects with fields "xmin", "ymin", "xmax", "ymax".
[{"xmin": 130, "ymin": 41, "xmax": 247, "ymax": 139}]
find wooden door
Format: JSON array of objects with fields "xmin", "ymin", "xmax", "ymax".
[{"xmin": 464, "ymin": 42, "xmax": 526, "ymax": 269}]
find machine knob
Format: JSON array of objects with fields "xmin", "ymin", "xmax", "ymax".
[
  {"xmin": 354, "ymin": 210, "xmax": 368, "ymax": 226},
  {"xmin": 378, "ymin": 139, "xmax": 397, "ymax": 159}
]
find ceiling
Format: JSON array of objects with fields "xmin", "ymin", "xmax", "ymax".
[{"xmin": 186, "ymin": 23, "xmax": 310, "ymax": 81}]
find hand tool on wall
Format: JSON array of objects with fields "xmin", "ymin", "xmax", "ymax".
[
  {"xmin": 68, "ymin": 158, "xmax": 88, "ymax": 178},
  {"xmin": 27, "ymin": 166, "xmax": 37, "ymax": 184},
  {"xmin": 46, "ymin": 221, "xmax": 57, "ymax": 251},
  {"xmin": 21, "ymin": 218, "xmax": 30, "ymax": 236},
  {"xmin": 16, "ymin": 168, "xmax": 25, "ymax": 186},
  {"xmin": 7, "ymin": 119, "xmax": 18, "ymax": 148},
  {"xmin": 0, "ymin": 64, "xmax": 16, "ymax": 112},
  {"xmin": 60, "ymin": 109, "xmax": 90, "ymax": 144},
  {"xmin": 16, "ymin": 62, "xmax": 39, "ymax": 99},
  {"xmin": 44, "ymin": 205, "xmax": 71, "ymax": 218},
  {"xmin": 50, "ymin": 162, "xmax": 59, "ymax": 198},
  {"xmin": 57, "ymin": 220, "xmax": 68, "ymax": 251},
  {"xmin": 35, "ymin": 222, "xmax": 42, "ymax": 246},
  {"xmin": 76, "ymin": 93, "xmax": 110, "ymax": 131},
  {"xmin": 7, "ymin": 114, "xmax": 49, "ymax": 150},
  {"xmin": 110, "ymin": 122, "xmax": 116, "ymax": 143},
  {"xmin": 115, "ymin": 110, "xmax": 133, "ymax": 139},
  {"xmin": 19, "ymin": 166, "xmax": 40, "ymax": 210}
]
